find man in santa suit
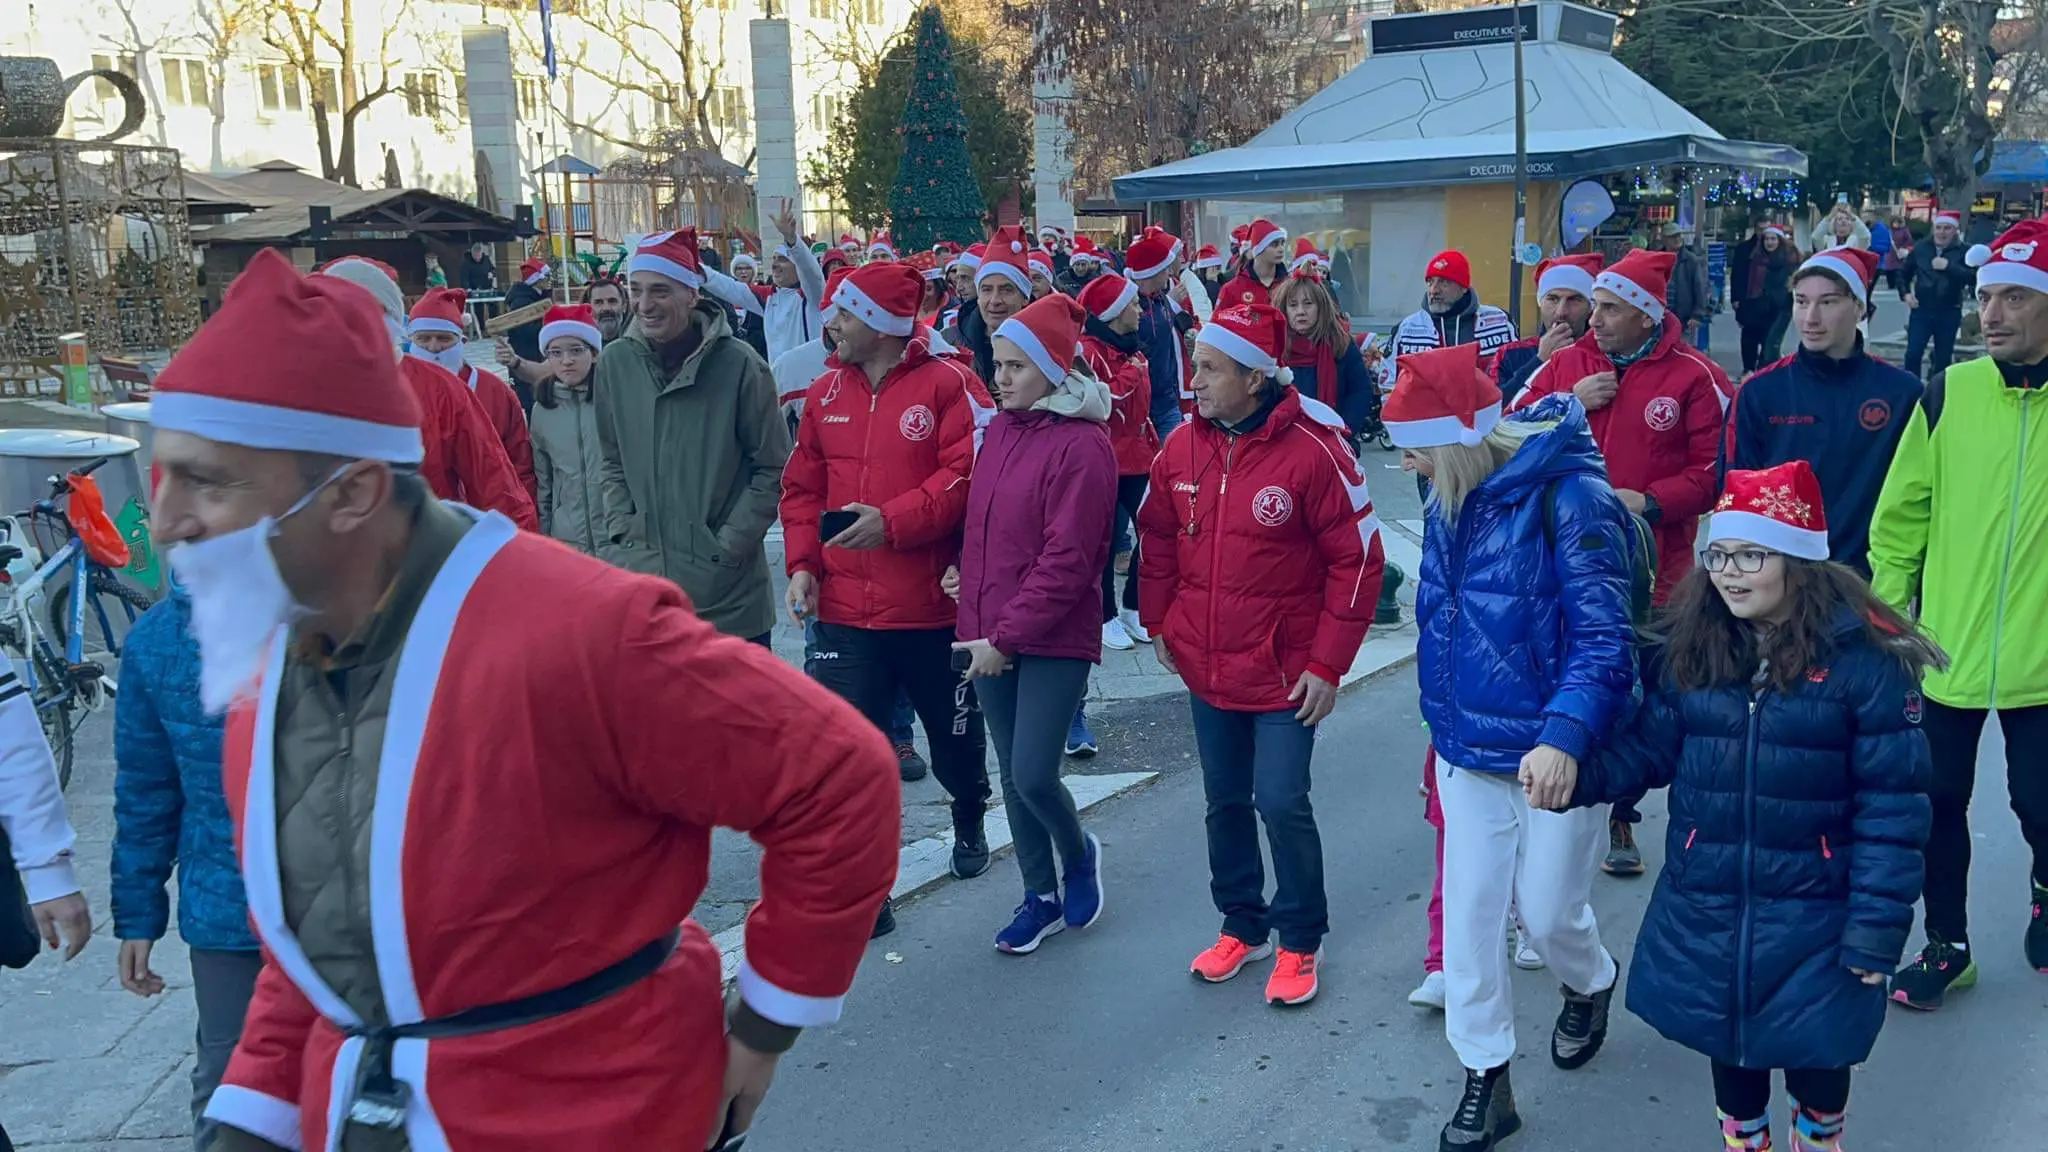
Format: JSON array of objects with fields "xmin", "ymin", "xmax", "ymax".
[
  {"xmin": 405, "ymin": 287, "xmax": 537, "ymax": 503},
  {"xmin": 319, "ymin": 259, "xmax": 538, "ymax": 532},
  {"xmin": 151, "ymin": 249, "xmax": 900, "ymax": 1152}
]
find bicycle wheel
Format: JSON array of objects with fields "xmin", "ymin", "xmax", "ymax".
[
  {"xmin": 48, "ymin": 567, "xmax": 154, "ymax": 655},
  {"xmin": 3, "ymin": 638, "xmax": 74, "ymax": 790}
]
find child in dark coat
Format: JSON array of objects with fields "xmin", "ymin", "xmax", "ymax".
[{"xmin": 1526, "ymin": 461, "xmax": 1939, "ymax": 1151}]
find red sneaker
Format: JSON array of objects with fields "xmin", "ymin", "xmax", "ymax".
[
  {"xmin": 1189, "ymin": 934, "xmax": 1273, "ymax": 983},
  {"xmin": 1266, "ymin": 946, "xmax": 1322, "ymax": 1006}
]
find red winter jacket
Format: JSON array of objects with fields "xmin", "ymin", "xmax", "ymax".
[
  {"xmin": 1511, "ymin": 314, "xmax": 1731, "ymax": 601},
  {"xmin": 1079, "ymin": 333, "xmax": 1158, "ymax": 476},
  {"xmin": 456, "ymin": 362, "xmax": 538, "ymax": 502},
  {"xmin": 399, "ymin": 357, "xmax": 538, "ymax": 531},
  {"xmin": 1136, "ymin": 390, "xmax": 1386, "ymax": 712},
  {"xmin": 781, "ymin": 331, "xmax": 994, "ymax": 630}
]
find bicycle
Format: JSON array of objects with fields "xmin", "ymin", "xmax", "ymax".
[{"xmin": 0, "ymin": 457, "xmax": 154, "ymax": 789}]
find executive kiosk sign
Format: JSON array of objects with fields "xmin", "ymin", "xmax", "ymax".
[{"xmin": 1369, "ymin": 5, "xmax": 1540, "ymax": 55}]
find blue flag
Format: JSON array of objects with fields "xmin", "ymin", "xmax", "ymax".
[{"xmin": 540, "ymin": 0, "xmax": 558, "ymax": 81}]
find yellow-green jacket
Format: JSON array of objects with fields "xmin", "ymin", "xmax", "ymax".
[{"xmin": 1869, "ymin": 355, "xmax": 2048, "ymax": 707}]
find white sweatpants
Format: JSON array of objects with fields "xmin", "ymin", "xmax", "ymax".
[{"xmin": 1438, "ymin": 757, "xmax": 1617, "ymax": 1072}]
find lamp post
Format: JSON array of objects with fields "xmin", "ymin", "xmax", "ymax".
[{"xmin": 1506, "ymin": 1, "xmax": 1529, "ymax": 332}]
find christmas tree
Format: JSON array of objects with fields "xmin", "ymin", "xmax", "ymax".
[{"xmin": 887, "ymin": 6, "xmax": 988, "ymax": 252}]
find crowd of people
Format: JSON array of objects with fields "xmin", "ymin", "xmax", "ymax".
[{"xmin": 2, "ymin": 198, "xmax": 2043, "ymax": 1152}]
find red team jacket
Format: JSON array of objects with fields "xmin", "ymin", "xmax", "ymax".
[{"xmin": 1078, "ymin": 333, "xmax": 1159, "ymax": 477}]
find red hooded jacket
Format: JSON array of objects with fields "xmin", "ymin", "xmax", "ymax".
[
  {"xmin": 1136, "ymin": 390, "xmax": 1385, "ymax": 711},
  {"xmin": 453, "ymin": 362, "xmax": 538, "ymax": 502},
  {"xmin": 1079, "ymin": 332, "xmax": 1158, "ymax": 476},
  {"xmin": 399, "ymin": 357, "xmax": 538, "ymax": 530},
  {"xmin": 781, "ymin": 330, "xmax": 995, "ymax": 630}
]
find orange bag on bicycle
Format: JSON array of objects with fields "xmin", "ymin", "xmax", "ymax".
[{"xmin": 67, "ymin": 474, "xmax": 131, "ymax": 569}]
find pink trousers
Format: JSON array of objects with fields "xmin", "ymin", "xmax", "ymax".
[{"xmin": 1424, "ymin": 745, "xmax": 1444, "ymax": 974}]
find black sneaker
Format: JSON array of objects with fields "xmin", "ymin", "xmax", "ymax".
[
  {"xmin": 1551, "ymin": 980, "xmax": 1613, "ymax": 1069},
  {"xmin": 895, "ymin": 741, "xmax": 929, "ymax": 782},
  {"xmin": 2030, "ymin": 885, "xmax": 2048, "ymax": 973},
  {"xmin": 1439, "ymin": 1064, "xmax": 1520, "ymax": 1150},
  {"xmin": 871, "ymin": 896, "xmax": 896, "ymax": 940},
  {"xmin": 1890, "ymin": 938, "xmax": 1977, "ymax": 1009},
  {"xmin": 951, "ymin": 823, "xmax": 990, "ymax": 880},
  {"xmin": 1602, "ymin": 820, "xmax": 1644, "ymax": 876}
]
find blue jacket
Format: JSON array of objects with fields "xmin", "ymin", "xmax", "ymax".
[
  {"xmin": 1290, "ymin": 339, "xmax": 1377, "ymax": 435},
  {"xmin": 1136, "ymin": 291, "xmax": 1190, "ymax": 437},
  {"xmin": 111, "ymin": 593, "xmax": 255, "ymax": 951},
  {"xmin": 1416, "ymin": 395, "xmax": 1637, "ymax": 773},
  {"xmin": 1576, "ymin": 614, "xmax": 1932, "ymax": 1070}
]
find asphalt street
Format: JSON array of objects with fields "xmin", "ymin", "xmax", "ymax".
[{"xmin": 751, "ymin": 666, "xmax": 2048, "ymax": 1152}]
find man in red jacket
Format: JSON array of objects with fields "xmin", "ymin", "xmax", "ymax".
[
  {"xmin": 781, "ymin": 261, "xmax": 996, "ymax": 933},
  {"xmin": 406, "ymin": 287, "xmax": 537, "ymax": 503},
  {"xmin": 1077, "ymin": 272, "xmax": 1156, "ymax": 651}
]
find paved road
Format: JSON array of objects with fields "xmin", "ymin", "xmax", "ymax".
[{"xmin": 752, "ymin": 667, "xmax": 2048, "ymax": 1151}]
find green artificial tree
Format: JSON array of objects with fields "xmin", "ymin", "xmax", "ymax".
[{"xmin": 887, "ymin": 6, "xmax": 988, "ymax": 252}]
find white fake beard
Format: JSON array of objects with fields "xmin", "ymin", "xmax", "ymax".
[
  {"xmin": 408, "ymin": 343, "xmax": 468, "ymax": 375},
  {"xmin": 166, "ymin": 520, "xmax": 304, "ymax": 714}
]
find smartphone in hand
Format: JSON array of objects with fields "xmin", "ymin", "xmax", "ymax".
[{"xmin": 819, "ymin": 509, "xmax": 857, "ymax": 542}]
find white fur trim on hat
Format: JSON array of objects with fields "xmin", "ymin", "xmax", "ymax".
[
  {"xmin": 1384, "ymin": 402, "xmax": 1503, "ymax": 450},
  {"xmin": 832, "ymin": 279, "xmax": 915, "ymax": 337},
  {"xmin": 1247, "ymin": 227, "xmax": 1287, "ymax": 258},
  {"xmin": 406, "ymin": 317, "xmax": 465, "ymax": 339},
  {"xmin": 1706, "ymin": 509, "xmax": 1828, "ymax": 561},
  {"xmin": 628, "ymin": 251, "xmax": 704, "ymax": 290},
  {"xmin": 524, "ymin": 265, "xmax": 552, "ymax": 285},
  {"xmin": 1593, "ymin": 269, "xmax": 1666, "ymax": 323},
  {"xmin": 152, "ymin": 391, "xmax": 425, "ymax": 464},
  {"xmin": 1796, "ymin": 252, "xmax": 1869, "ymax": 304},
  {"xmin": 1536, "ymin": 264, "xmax": 1595, "ymax": 300},
  {"xmin": 1092, "ymin": 279, "xmax": 1139, "ymax": 324},
  {"xmin": 1194, "ymin": 323, "xmax": 1277, "ymax": 376},
  {"xmin": 993, "ymin": 316, "xmax": 1070, "ymax": 387},
  {"xmin": 1192, "ymin": 254, "xmax": 1224, "ymax": 271},
  {"xmin": 1974, "ymin": 259, "xmax": 2048, "ymax": 296},
  {"xmin": 1125, "ymin": 249, "xmax": 1175, "ymax": 281},
  {"xmin": 976, "ymin": 260, "xmax": 1033, "ymax": 298},
  {"xmin": 540, "ymin": 319, "xmax": 602, "ymax": 353}
]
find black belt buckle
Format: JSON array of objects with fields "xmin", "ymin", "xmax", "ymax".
[{"xmin": 346, "ymin": 1042, "xmax": 412, "ymax": 1131}]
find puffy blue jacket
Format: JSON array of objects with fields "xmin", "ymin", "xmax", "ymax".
[
  {"xmin": 1416, "ymin": 395, "xmax": 1637, "ymax": 773},
  {"xmin": 111, "ymin": 592, "xmax": 255, "ymax": 951},
  {"xmin": 1576, "ymin": 613, "xmax": 1932, "ymax": 1070}
]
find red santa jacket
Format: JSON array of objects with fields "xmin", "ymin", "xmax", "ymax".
[
  {"xmin": 205, "ymin": 512, "xmax": 899, "ymax": 1151},
  {"xmin": 1511, "ymin": 315, "xmax": 1731, "ymax": 600},
  {"xmin": 781, "ymin": 330, "xmax": 995, "ymax": 630},
  {"xmin": 399, "ymin": 357, "xmax": 538, "ymax": 531},
  {"xmin": 1079, "ymin": 332, "xmax": 1158, "ymax": 476},
  {"xmin": 1136, "ymin": 390, "xmax": 1385, "ymax": 711},
  {"xmin": 454, "ymin": 362, "xmax": 537, "ymax": 502}
]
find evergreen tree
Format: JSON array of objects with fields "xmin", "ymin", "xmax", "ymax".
[{"xmin": 887, "ymin": 6, "xmax": 989, "ymax": 252}]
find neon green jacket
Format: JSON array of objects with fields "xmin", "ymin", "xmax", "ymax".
[{"xmin": 1868, "ymin": 355, "xmax": 2048, "ymax": 708}]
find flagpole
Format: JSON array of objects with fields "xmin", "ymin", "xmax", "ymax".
[
  {"xmin": 540, "ymin": 0, "xmax": 567, "ymax": 302},
  {"xmin": 1508, "ymin": 1, "xmax": 1528, "ymax": 333}
]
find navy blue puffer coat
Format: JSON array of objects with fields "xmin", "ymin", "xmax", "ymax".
[
  {"xmin": 1575, "ymin": 613, "xmax": 1932, "ymax": 1070},
  {"xmin": 1416, "ymin": 394, "xmax": 1638, "ymax": 773}
]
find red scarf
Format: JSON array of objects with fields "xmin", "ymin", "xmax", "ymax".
[{"xmin": 1284, "ymin": 332, "xmax": 1341, "ymax": 415}]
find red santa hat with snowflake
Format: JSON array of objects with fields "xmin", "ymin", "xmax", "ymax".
[
  {"xmin": 1966, "ymin": 217, "xmax": 2048, "ymax": 296},
  {"xmin": 1593, "ymin": 248, "xmax": 1676, "ymax": 324},
  {"xmin": 832, "ymin": 261, "xmax": 921, "ymax": 337},
  {"xmin": 1077, "ymin": 273, "xmax": 1139, "ymax": 324},
  {"xmin": 1797, "ymin": 245, "xmax": 1881, "ymax": 305},
  {"xmin": 1709, "ymin": 461, "xmax": 1829, "ymax": 561},
  {"xmin": 629, "ymin": 229, "xmax": 705, "ymax": 289},
  {"xmin": 406, "ymin": 287, "xmax": 470, "ymax": 340},
  {"xmin": 538, "ymin": 303, "xmax": 604, "ymax": 353},
  {"xmin": 1535, "ymin": 253, "xmax": 1603, "ymax": 301},
  {"xmin": 1196, "ymin": 299, "xmax": 1293, "ymax": 384},
  {"xmin": 1381, "ymin": 343, "xmax": 1502, "ymax": 450},
  {"xmin": 995, "ymin": 293, "xmax": 1087, "ymax": 386},
  {"xmin": 976, "ymin": 226, "xmax": 1034, "ymax": 296},
  {"xmin": 152, "ymin": 248, "xmax": 423, "ymax": 463}
]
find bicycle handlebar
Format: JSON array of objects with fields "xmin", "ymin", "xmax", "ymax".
[{"xmin": 73, "ymin": 457, "xmax": 109, "ymax": 479}]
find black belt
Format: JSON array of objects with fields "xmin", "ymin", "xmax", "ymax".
[{"xmin": 341, "ymin": 929, "xmax": 680, "ymax": 1130}]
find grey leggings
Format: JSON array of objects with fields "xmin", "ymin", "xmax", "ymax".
[{"xmin": 977, "ymin": 656, "xmax": 1092, "ymax": 895}]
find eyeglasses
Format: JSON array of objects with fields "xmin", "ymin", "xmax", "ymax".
[{"xmin": 1699, "ymin": 547, "xmax": 1774, "ymax": 574}]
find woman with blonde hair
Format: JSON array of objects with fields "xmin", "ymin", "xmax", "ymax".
[
  {"xmin": 1388, "ymin": 343, "xmax": 1638, "ymax": 1150},
  {"xmin": 1270, "ymin": 270, "xmax": 1375, "ymax": 436}
]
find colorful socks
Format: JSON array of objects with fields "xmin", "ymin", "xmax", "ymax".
[
  {"xmin": 1720, "ymin": 1109, "xmax": 1772, "ymax": 1150},
  {"xmin": 1789, "ymin": 1099, "xmax": 1845, "ymax": 1151}
]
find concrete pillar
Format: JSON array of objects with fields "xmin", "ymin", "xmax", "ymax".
[
  {"xmin": 751, "ymin": 19, "xmax": 802, "ymax": 252},
  {"xmin": 461, "ymin": 26, "xmax": 524, "ymax": 213},
  {"xmin": 1030, "ymin": 26, "xmax": 1076, "ymax": 233}
]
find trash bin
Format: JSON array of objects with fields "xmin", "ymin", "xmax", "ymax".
[
  {"xmin": 0, "ymin": 429, "xmax": 161, "ymax": 598},
  {"xmin": 101, "ymin": 401, "xmax": 154, "ymax": 478}
]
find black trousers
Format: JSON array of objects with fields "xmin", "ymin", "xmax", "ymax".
[
  {"xmin": 1920, "ymin": 700, "xmax": 2048, "ymax": 942},
  {"xmin": 1710, "ymin": 1061, "xmax": 1851, "ymax": 1117},
  {"xmin": 1102, "ymin": 474, "xmax": 1148, "ymax": 621},
  {"xmin": 809, "ymin": 622, "xmax": 991, "ymax": 828},
  {"xmin": 1737, "ymin": 306, "xmax": 1791, "ymax": 374}
]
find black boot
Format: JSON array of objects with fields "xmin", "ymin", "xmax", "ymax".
[
  {"xmin": 1552, "ymin": 978, "xmax": 1614, "ymax": 1069},
  {"xmin": 871, "ymin": 896, "xmax": 896, "ymax": 940},
  {"xmin": 1439, "ymin": 1063, "xmax": 1520, "ymax": 1150}
]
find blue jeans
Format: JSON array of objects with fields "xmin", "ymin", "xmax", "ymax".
[
  {"xmin": 1187, "ymin": 696, "xmax": 1328, "ymax": 952},
  {"xmin": 1904, "ymin": 305, "xmax": 1961, "ymax": 381},
  {"xmin": 805, "ymin": 619, "xmax": 915, "ymax": 742}
]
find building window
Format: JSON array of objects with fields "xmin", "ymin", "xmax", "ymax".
[
  {"xmin": 854, "ymin": 0, "xmax": 882, "ymax": 22},
  {"xmin": 403, "ymin": 70, "xmax": 442, "ymax": 118},
  {"xmin": 807, "ymin": 0, "xmax": 837, "ymax": 18},
  {"xmin": 90, "ymin": 53, "xmax": 138, "ymax": 106},
  {"xmin": 762, "ymin": 0, "xmax": 785, "ymax": 14},
  {"xmin": 255, "ymin": 62, "xmax": 303, "ymax": 114},
  {"xmin": 711, "ymin": 86, "xmax": 745, "ymax": 132},
  {"xmin": 158, "ymin": 58, "xmax": 208, "ymax": 108},
  {"xmin": 454, "ymin": 72, "xmax": 468, "ymax": 118},
  {"xmin": 517, "ymin": 76, "xmax": 546, "ymax": 120},
  {"xmin": 314, "ymin": 65, "xmax": 341, "ymax": 110},
  {"xmin": 650, "ymin": 83, "xmax": 683, "ymax": 127},
  {"xmin": 810, "ymin": 92, "xmax": 843, "ymax": 132}
]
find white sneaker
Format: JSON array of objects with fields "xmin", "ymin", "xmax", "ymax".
[
  {"xmin": 1514, "ymin": 927, "xmax": 1545, "ymax": 971},
  {"xmin": 1101, "ymin": 618, "xmax": 1134, "ymax": 651},
  {"xmin": 1408, "ymin": 969, "xmax": 1446, "ymax": 1009},
  {"xmin": 1118, "ymin": 608, "xmax": 1150, "ymax": 643}
]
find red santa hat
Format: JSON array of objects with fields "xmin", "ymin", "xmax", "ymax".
[
  {"xmin": 819, "ymin": 266, "xmax": 856, "ymax": 321},
  {"xmin": 1709, "ymin": 461, "xmax": 1829, "ymax": 561},
  {"xmin": 152, "ymin": 248, "xmax": 424, "ymax": 464},
  {"xmin": 629, "ymin": 229, "xmax": 705, "ymax": 289},
  {"xmin": 1381, "ymin": 343, "xmax": 1502, "ymax": 450},
  {"xmin": 1242, "ymin": 219, "xmax": 1287, "ymax": 260},
  {"xmin": 1125, "ymin": 230, "xmax": 1180, "ymax": 281},
  {"xmin": 1288, "ymin": 237, "xmax": 1324, "ymax": 275},
  {"xmin": 832, "ymin": 261, "xmax": 921, "ymax": 337},
  {"xmin": 838, "ymin": 233, "xmax": 861, "ymax": 252},
  {"xmin": 868, "ymin": 231, "xmax": 897, "ymax": 260},
  {"xmin": 520, "ymin": 257, "xmax": 551, "ymax": 285},
  {"xmin": 1195, "ymin": 299, "xmax": 1289, "ymax": 379},
  {"xmin": 976, "ymin": 226, "xmax": 1034, "ymax": 296},
  {"xmin": 1070, "ymin": 236, "xmax": 1104, "ymax": 265},
  {"xmin": 1229, "ymin": 224, "xmax": 1251, "ymax": 252},
  {"xmin": 1077, "ymin": 273, "xmax": 1139, "ymax": 324},
  {"xmin": 1762, "ymin": 222, "xmax": 1791, "ymax": 240},
  {"xmin": 406, "ymin": 287, "xmax": 469, "ymax": 339},
  {"xmin": 1535, "ymin": 253, "xmax": 1602, "ymax": 300},
  {"xmin": 1966, "ymin": 217, "xmax": 2048, "ymax": 296},
  {"xmin": 994, "ymin": 293, "xmax": 1086, "ymax": 387},
  {"xmin": 1027, "ymin": 248, "xmax": 1055, "ymax": 283},
  {"xmin": 820, "ymin": 247, "xmax": 852, "ymax": 274},
  {"xmin": 1192, "ymin": 244, "xmax": 1224, "ymax": 271},
  {"xmin": 1593, "ymin": 248, "xmax": 1675, "ymax": 323},
  {"xmin": 538, "ymin": 303, "xmax": 603, "ymax": 353},
  {"xmin": 957, "ymin": 243, "xmax": 986, "ymax": 272},
  {"xmin": 1424, "ymin": 250, "xmax": 1472, "ymax": 289},
  {"xmin": 1934, "ymin": 211, "xmax": 1962, "ymax": 228},
  {"xmin": 1796, "ymin": 246, "xmax": 1880, "ymax": 304}
]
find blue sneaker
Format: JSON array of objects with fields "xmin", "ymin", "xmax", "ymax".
[
  {"xmin": 996, "ymin": 893, "xmax": 1066, "ymax": 954},
  {"xmin": 1064, "ymin": 833, "xmax": 1104, "ymax": 928},
  {"xmin": 1064, "ymin": 710, "xmax": 1098, "ymax": 759}
]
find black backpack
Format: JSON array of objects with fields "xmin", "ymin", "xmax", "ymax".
[{"xmin": 1540, "ymin": 477, "xmax": 1659, "ymax": 629}]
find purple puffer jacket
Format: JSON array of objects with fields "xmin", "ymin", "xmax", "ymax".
[{"xmin": 958, "ymin": 410, "xmax": 1118, "ymax": 661}]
